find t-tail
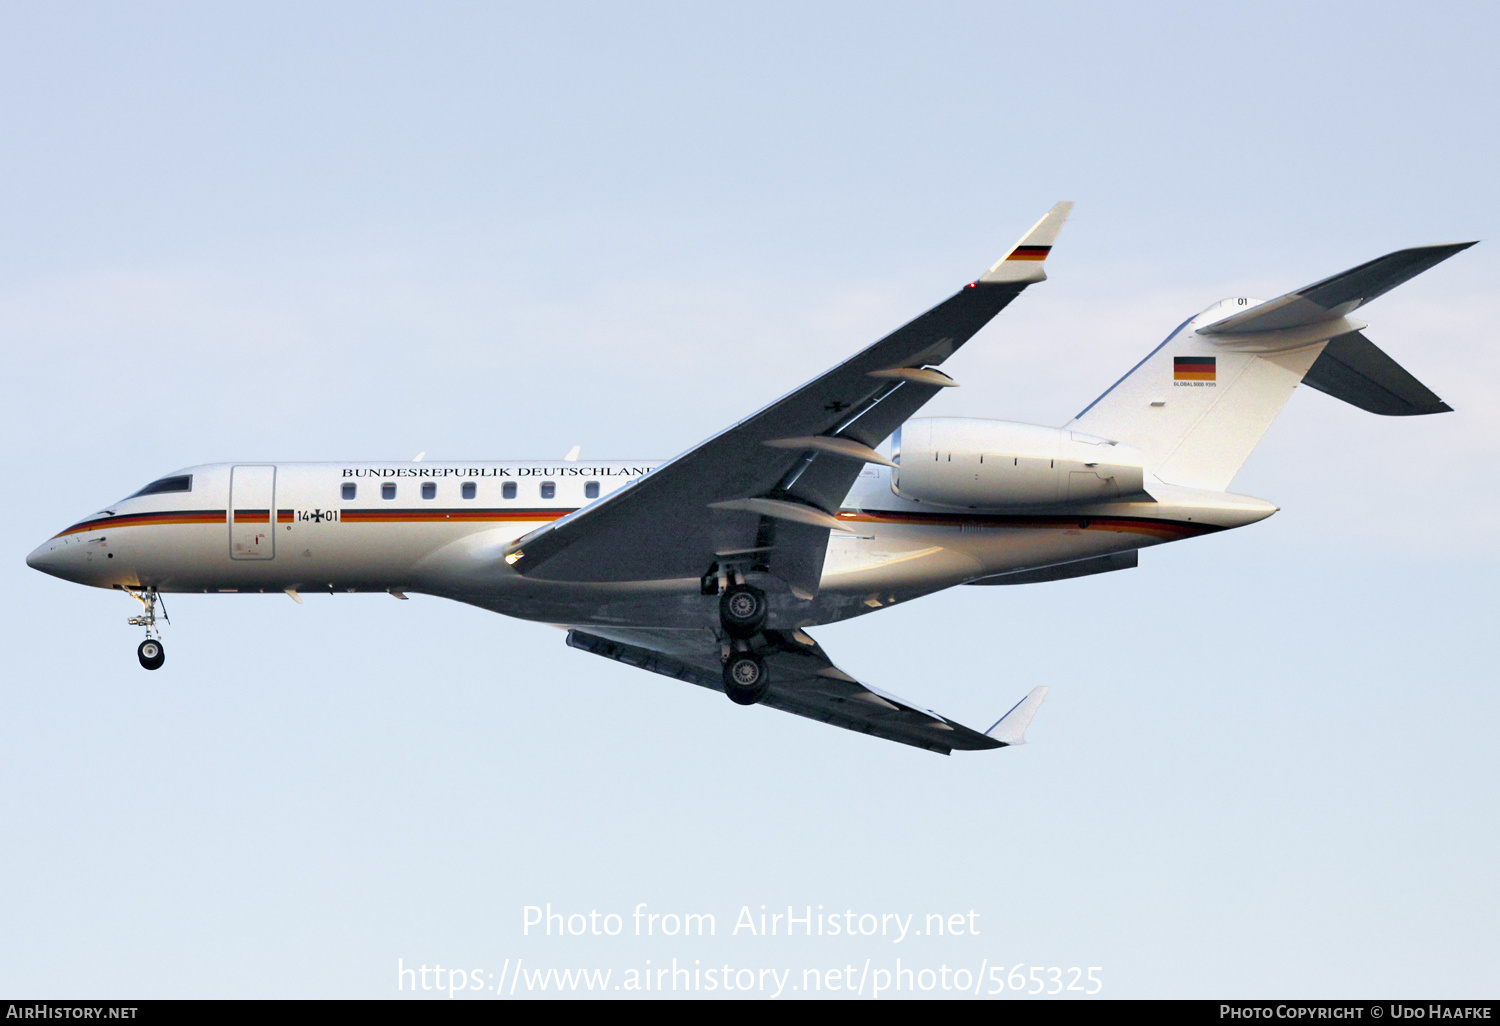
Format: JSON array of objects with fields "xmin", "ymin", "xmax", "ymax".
[{"xmin": 1069, "ymin": 242, "xmax": 1475, "ymax": 491}]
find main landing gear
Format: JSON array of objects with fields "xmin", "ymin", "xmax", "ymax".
[
  {"xmin": 126, "ymin": 587, "xmax": 167, "ymax": 671},
  {"xmin": 718, "ymin": 581, "xmax": 771, "ymax": 705}
]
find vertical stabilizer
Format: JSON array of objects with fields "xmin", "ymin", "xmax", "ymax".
[
  {"xmin": 1068, "ymin": 243, "xmax": 1471, "ymax": 491},
  {"xmin": 1069, "ymin": 300, "xmax": 1334, "ymax": 491}
]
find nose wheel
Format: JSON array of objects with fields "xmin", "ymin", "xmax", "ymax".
[
  {"xmin": 137, "ymin": 639, "xmax": 165, "ymax": 671},
  {"xmin": 126, "ymin": 586, "xmax": 169, "ymax": 670}
]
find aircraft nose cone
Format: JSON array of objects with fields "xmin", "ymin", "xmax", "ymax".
[
  {"xmin": 27, "ymin": 539, "xmax": 64, "ymax": 577},
  {"xmin": 26, "ymin": 537, "xmax": 87, "ymax": 582}
]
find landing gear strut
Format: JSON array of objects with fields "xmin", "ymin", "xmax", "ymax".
[{"xmin": 126, "ymin": 587, "xmax": 167, "ymax": 671}]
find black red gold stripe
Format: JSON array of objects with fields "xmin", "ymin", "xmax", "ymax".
[
  {"xmin": 53, "ymin": 510, "xmax": 226, "ymax": 538},
  {"xmin": 52, "ymin": 505, "xmax": 1216, "ymax": 543},
  {"xmin": 1007, "ymin": 245, "xmax": 1052, "ymax": 261},
  {"xmin": 338, "ymin": 508, "xmax": 570, "ymax": 524},
  {"xmin": 342, "ymin": 507, "xmax": 1215, "ymax": 540},
  {"xmin": 837, "ymin": 509, "xmax": 1218, "ymax": 540}
]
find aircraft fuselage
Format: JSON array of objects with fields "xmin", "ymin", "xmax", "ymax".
[{"xmin": 28, "ymin": 460, "xmax": 1274, "ymax": 631}]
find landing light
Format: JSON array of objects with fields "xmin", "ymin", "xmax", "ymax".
[{"xmin": 505, "ymin": 551, "xmax": 523, "ymax": 565}]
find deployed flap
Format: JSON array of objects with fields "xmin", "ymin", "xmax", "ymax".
[
  {"xmin": 1199, "ymin": 243, "xmax": 1475, "ymax": 336},
  {"xmin": 505, "ymin": 204, "xmax": 1073, "ymax": 597},
  {"xmin": 1301, "ymin": 331, "xmax": 1452, "ymax": 416},
  {"xmin": 566, "ymin": 625, "xmax": 1013, "ymax": 755}
]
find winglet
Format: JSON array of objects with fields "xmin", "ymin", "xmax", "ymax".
[
  {"xmin": 985, "ymin": 686, "xmax": 1050, "ymax": 745},
  {"xmin": 979, "ymin": 202, "xmax": 1074, "ymax": 285}
]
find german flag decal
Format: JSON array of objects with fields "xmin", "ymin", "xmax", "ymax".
[
  {"xmin": 1007, "ymin": 244, "xmax": 1051, "ymax": 261},
  {"xmin": 1174, "ymin": 355, "xmax": 1216, "ymax": 381}
]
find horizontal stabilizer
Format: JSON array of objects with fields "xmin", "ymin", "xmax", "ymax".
[
  {"xmin": 987, "ymin": 686, "xmax": 1049, "ymax": 746},
  {"xmin": 1302, "ymin": 331, "xmax": 1452, "ymax": 416},
  {"xmin": 1199, "ymin": 242, "xmax": 1475, "ymax": 336}
]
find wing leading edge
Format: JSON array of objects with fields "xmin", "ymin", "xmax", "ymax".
[{"xmin": 565, "ymin": 626, "xmax": 1048, "ymax": 755}]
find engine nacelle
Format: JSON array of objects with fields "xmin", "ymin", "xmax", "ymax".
[{"xmin": 891, "ymin": 418, "xmax": 1145, "ymax": 508}]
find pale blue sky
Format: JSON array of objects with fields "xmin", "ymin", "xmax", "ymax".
[{"xmin": 2, "ymin": 1, "xmax": 1496, "ymax": 998}]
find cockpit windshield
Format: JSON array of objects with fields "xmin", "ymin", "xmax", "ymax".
[{"xmin": 128, "ymin": 474, "xmax": 193, "ymax": 498}]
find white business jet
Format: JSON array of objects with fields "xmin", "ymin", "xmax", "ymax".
[{"xmin": 26, "ymin": 205, "xmax": 1471, "ymax": 754}]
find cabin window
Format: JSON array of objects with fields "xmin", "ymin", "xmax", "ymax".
[
  {"xmin": 129, "ymin": 474, "xmax": 193, "ymax": 498},
  {"xmin": 585, "ymin": 481, "xmax": 600, "ymax": 499},
  {"xmin": 342, "ymin": 483, "xmax": 356, "ymax": 500},
  {"xmin": 502, "ymin": 481, "xmax": 517, "ymax": 500},
  {"xmin": 540, "ymin": 481, "xmax": 556, "ymax": 499},
  {"xmin": 462, "ymin": 481, "xmax": 477, "ymax": 500},
  {"xmin": 382, "ymin": 482, "xmax": 396, "ymax": 500},
  {"xmin": 421, "ymin": 482, "xmax": 436, "ymax": 500}
]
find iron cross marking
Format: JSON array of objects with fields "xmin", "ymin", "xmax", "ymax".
[{"xmin": 823, "ymin": 400, "xmax": 851, "ymax": 413}]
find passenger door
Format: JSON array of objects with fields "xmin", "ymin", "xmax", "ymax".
[{"xmin": 229, "ymin": 464, "xmax": 276, "ymax": 560}]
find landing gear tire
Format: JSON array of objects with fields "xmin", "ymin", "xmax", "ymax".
[
  {"xmin": 719, "ymin": 584, "xmax": 768, "ymax": 638},
  {"xmin": 723, "ymin": 653, "xmax": 769, "ymax": 705},
  {"xmin": 137, "ymin": 639, "xmax": 165, "ymax": 671}
]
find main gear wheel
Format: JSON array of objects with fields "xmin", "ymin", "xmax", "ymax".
[
  {"xmin": 719, "ymin": 584, "xmax": 768, "ymax": 638},
  {"xmin": 722, "ymin": 652, "xmax": 769, "ymax": 705}
]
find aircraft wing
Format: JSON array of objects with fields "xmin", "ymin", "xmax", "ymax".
[
  {"xmin": 505, "ymin": 203, "xmax": 1073, "ymax": 597},
  {"xmin": 565, "ymin": 625, "xmax": 1048, "ymax": 755}
]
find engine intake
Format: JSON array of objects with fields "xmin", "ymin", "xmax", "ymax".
[{"xmin": 891, "ymin": 418, "xmax": 1145, "ymax": 508}]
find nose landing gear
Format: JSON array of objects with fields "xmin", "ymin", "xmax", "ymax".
[{"xmin": 126, "ymin": 587, "xmax": 168, "ymax": 671}]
